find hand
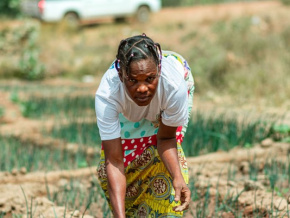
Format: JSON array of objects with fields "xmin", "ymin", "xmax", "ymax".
[{"xmin": 172, "ymin": 178, "xmax": 191, "ymax": 212}]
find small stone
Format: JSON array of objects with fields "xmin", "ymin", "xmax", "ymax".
[
  {"xmin": 0, "ymin": 198, "xmax": 5, "ymax": 206},
  {"xmin": 11, "ymin": 168, "xmax": 18, "ymax": 176},
  {"xmin": 71, "ymin": 210, "xmax": 80, "ymax": 217},
  {"xmin": 260, "ymin": 138, "xmax": 273, "ymax": 148},
  {"xmin": 287, "ymin": 195, "xmax": 290, "ymax": 204},
  {"xmin": 86, "ymin": 147, "xmax": 95, "ymax": 156},
  {"xmin": 20, "ymin": 167, "xmax": 27, "ymax": 174},
  {"xmin": 209, "ymin": 188, "xmax": 217, "ymax": 196}
]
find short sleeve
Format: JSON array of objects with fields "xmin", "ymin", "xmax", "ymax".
[
  {"xmin": 161, "ymin": 80, "xmax": 188, "ymax": 127},
  {"xmin": 95, "ymin": 94, "xmax": 121, "ymax": 140}
]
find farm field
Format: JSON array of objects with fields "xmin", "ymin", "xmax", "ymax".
[{"xmin": 0, "ymin": 1, "xmax": 290, "ymax": 217}]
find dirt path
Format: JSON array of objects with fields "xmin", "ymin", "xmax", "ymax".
[{"xmin": 154, "ymin": 1, "xmax": 281, "ymax": 24}]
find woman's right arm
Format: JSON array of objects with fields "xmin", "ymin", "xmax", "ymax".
[{"xmin": 103, "ymin": 138, "xmax": 126, "ymax": 218}]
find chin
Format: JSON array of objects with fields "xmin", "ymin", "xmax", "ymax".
[
  {"xmin": 135, "ymin": 101, "xmax": 150, "ymax": 107},
  {"xmin": 134, "ymin": 98, "xmax": 152, "ymax": 106}
]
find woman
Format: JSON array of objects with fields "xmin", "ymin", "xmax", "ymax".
[{"xmin": 95, "ymin": 34, "xmax": 194, "ymax": 217}]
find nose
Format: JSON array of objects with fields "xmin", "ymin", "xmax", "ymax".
[{"xmin": 137, "ymin": 83, "xmax": 148, "ymax": 93}]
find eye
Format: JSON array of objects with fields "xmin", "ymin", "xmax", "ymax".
[
  {"xmin": 146, "ymin": 77, "xmax": 155, "ymax": 82},
  {"xmin": 128, "ymin": 78, "xmax": 137, "ymax": 83}
]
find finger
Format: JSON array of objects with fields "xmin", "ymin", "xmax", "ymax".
[
  {"xmin": 173, "ymin": 191, "xmax": 191, "ymax": 212},
  {"xmin": 183, "ymin": 189, "xmax": 191, "ymax": 205},
  {"xmin": 180, "ymin": 196, "xmax": 186, "ymax": 202},
  {"xmin": 173, "ymin": 202, "xmax": 189, "ymax": 212},
  {"xmin": 174, "ymin": 187, "xmax": 182, "ymax": 202}
]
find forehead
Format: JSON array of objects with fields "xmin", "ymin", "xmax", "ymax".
[{"xmin": 128, "ymin": 58, "xmax": 157, "ymax": 76}]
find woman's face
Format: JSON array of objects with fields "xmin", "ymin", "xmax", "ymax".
[{"xmin": 120, "ymin": 58, "xmax": 159, "ymax": 106}]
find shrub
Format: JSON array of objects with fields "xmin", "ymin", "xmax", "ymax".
[
  {"xmin": 0, "ymin": 20, "xmax": 45, "ymax": 80},
  {"xmin": 0, "ymin": 0, "xmax": 21, "ymax": 17},
  {"xmin": 280, "ymin": 0, "xmax": 290, "ymax": 5}
]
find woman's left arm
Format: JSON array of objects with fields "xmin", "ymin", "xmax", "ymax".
[{"xmin": 157, "ymin": 120, "xmax": 191, "ymax": 212}]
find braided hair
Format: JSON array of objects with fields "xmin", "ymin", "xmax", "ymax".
[{"xmin": 115, "ymin": 34, "xmax": 162, "ymax": 77}]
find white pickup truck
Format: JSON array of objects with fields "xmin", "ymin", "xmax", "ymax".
[{"xmin": 21, "ymin": 0, "xmax": 161, "ymax": 26}]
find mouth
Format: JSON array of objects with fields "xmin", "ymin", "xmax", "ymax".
[{"xmin": 136, "ymin": 96, "xmax": 150, "ymax": 102}]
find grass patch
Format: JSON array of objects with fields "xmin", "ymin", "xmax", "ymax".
[
  {"xmin": 0, "ymin": 137, "xmax": 98, "ymax": 172},
  {"xmin": 0, "ymin": 83, "xmax": 86, "ymax": 93},
  {"xmin": 16, "ymin": 94, "xmax": 95, "ymax": 118},
  {"xmin": 46, "ymin": 110, "xmax": 278, "ymax": 157},
  {"xmin": 47, "ymin": 121, "xmax": 101, "ymax": 148},
  {"xmin": 185, "ymin": 16, "xmax": 290, "ymax": 103},
  {"xmin": 183, "ymin": 112, "xmax": 275, "ymax": 156}
]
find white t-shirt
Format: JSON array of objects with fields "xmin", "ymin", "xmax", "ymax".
[{"xmin": 95, "ymin": 52, "xmax": 189, "ymax": 140}]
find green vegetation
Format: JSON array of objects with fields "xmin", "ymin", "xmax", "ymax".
[
  {"xmin": 13, "ymin": 94, "xmax": 94, "ymax": 118},
  {"xmin": 271, "ymin": 124, "xmax": 290, "ymax": 142},
  {"xmin": 48, "ymin": 121, "xmax": 101, "ymax": 147},
  {"xmin": 185, "ymin": 16, "xmax": 290, "ymax": 103},
  {"xmin": 183, "ymin": 112, "xmax": 274, "ymax": 156},
  {"xmin": 0, "ymin": 20, "xmax": 45, "ymax": 80},
  {"xmin": 18, "ymin": 23, "xmax": 45, "ymax": 80},
  {"xmin": 280, "ymin": 0, "xmax": 290, "ymax": 5},
  {"xmin": 0, "ymin": 0, "xmax": 21, "ymax": 17},
  {"xmin": 0, "ymin": 137, "xmax": 98, "ymax": 172},
  {"xmin": 0, "ymin": 83, "xmax": 86, "ymax": 93}
]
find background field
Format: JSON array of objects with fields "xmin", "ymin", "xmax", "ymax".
[{"xmin": 0, "ymin": 0, "xmax": 290, "ymax": 217}]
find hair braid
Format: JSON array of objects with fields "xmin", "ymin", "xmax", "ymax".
[{"xmin": 115, "ymin": 34, "xmax": 162, "ymax": 76}]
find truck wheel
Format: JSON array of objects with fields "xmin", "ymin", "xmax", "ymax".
[
  {"xmin": 136, "ymin": 6, "xmax": 150, "ymax": 23},
  {"xmin": 62, "ymin": 12, "xmax": 80, "ymax": 29},
  {"xmin": 114, "ymin": 17, "xmax": 126, "ymax": 23}
]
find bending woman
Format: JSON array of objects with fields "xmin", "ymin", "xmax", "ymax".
[{"xmin": 95, "ymin": 34, "xmax": 194, "ymax": 217}]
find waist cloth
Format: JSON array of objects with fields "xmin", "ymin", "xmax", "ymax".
[{"xmin": 97, "ymin": 52, "xmax": 195, "ymax": 217}]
